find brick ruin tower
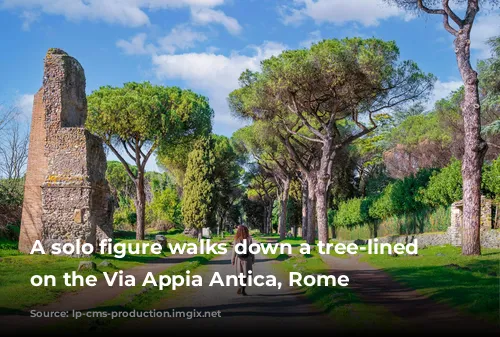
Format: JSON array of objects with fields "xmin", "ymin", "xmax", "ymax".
[{"xmin": 19, "ymin": 48, "xmax": 114, "ymax": 254}]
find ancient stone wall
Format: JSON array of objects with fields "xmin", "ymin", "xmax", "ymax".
[
  {"xmin": 18, "ymin": 90, "xmax": 47, "ymax": 253},
  {"xmin": 337, "ymin": 229, "xmax": 499, "ymax": 249},
  {"xmin": 19, "ymin": 48, "xmax": 113, "ymax": 254},
  {"xmin": 447, "ymin": 197, "xmax": 499, "ymax": 248}
]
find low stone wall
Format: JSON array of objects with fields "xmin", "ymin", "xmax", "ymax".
[
  {"xmin": 480, "ymin": 229, "xmax": 500, "ymax": 249},
  {"xmin": 336, "ymin": 229, "xmax": 500, "ymax": 249}
]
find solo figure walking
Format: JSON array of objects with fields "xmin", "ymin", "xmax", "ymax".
[{"xmin": 232, "ymin": 225, "xmax": 254, "ymax": 295}]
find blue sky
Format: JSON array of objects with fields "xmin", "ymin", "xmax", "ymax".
[{"xmin": 0, "ymin": 0, "xmax": 498, "ymax": 171}]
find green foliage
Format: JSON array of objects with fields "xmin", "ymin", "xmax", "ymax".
[
  {"xmin": 145, "ymin": 172, "xmax": 168, "ymax": 192},
  {"xmin": 157, "ymin": 141, "xmax": 197, "ymax": 188},
  {"xmin": 482, "ymin": 120, "xmax": 500, "ymax": 137},
  {"xmin": 231, "ymin": 37, "xmax": 434, "ymax": 127},
  {"xmin": 113, "ymin": 197, "xmax": 136, "ymax": 230},
  {"xmin": 364, "ymin": 166, "xmax": 392, "ymax": 196},
  {"xmin": 106, "ymin": 161, "xmax": 137, "ymax": 199},
  {"xmin": 244, "ymin": 165, "xmax": 276, "ymax": 202},
  {"xmin": 382, "ymin": 89, "xmax": 464, "ymax": 179},
  {"xmin": 88, "ymin": 82, "xmax": 213, "ymax": 238},
  {"xmin": 391, "ymin": 169, "xmax": 434, "ymax": 214},
  {"xmin": 478, "ymin": 36, "xmax": 500, "ymax": 122},
  {"xmin": 0, "ymin": 178, "xmax": 24, "ymax": 206},
  {"xmin": 211, "ymin": 134, "xmax": 243, "ymax": 229},
  {"xmin": 334, "ymin": 198, "xmax": 372, "ymax": 227},
  {"xmin": 87, "ymin": 82, "xmax": 212, "ymax": 147},
  {"xmin": 392, "ymin": 102, "xmax": 426, "ymax": 124},
  {"xmin": 335, "ymin": 206, "xmax": 451, "ymax": 240},
  {"xmin": 147, "ymin": 185, "xmax": 181, "ymax": 228},
  {"xmin": 241, "ymin": 195, "xmax": 265, "ymax": 229},
  {"xmin": 420, "ymin": 159, "xmax": 462, "ymax": 207},
  {"xmin": 271, "ymin": 199, "xmax": 279, "ymax": 231},
  {"xmin": 0, "ymin": 178, "xmax": 24, "ymax": 239},
  {"xmin": 432, "ymin": 88, "xmax": 464, "ymax": 144},
  {"xmin": 369, "ymin": 184, "xmax": 396, "ymax": 220},
  {"xmin": 483, "ymin": 157, "xmax": 500, "ymax": 199},
  {"xmin": 336, "ymin": 154, "xmax": 499, "ymax": 238},
  {"xmin": 389, "ymin": 113, "xmax": 451, "ymax": 149},
  {"xmin": 361, "ymin": 169, "xmax": 433, "ymax": 222},
  {"xmin": 286, "ymin": 196, "xmax": 301, "ymax": 231},
  {"xmin": 182, "ymin": 137, "xmax": 216, "ymax": 230}
]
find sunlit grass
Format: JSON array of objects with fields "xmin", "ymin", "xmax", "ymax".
[{"xmin": 0, "ymin": 230, "xmax": 208, "ymax": 312}]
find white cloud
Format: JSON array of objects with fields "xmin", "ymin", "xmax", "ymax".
[
  {"xmin": 152, "ymin": 41, "xmax": 285, "ymax": 90},
  {"xmin": 12, "ymin": 93, "xmax": 34, "ymax": 121},
  {"xmin": 116, "ymin": 33, "xmax": 155, "ymax": 55},
  {"xmin": 1, "ymin": 0, "xmax": 240, "ymax": 32},
  {"xmin": 471, "ymin": 13, "xmax": 500, "ymax": 59},
  {"xmin": 191, "ymin": 7, "xmax": 242, "ymax": 34},
  {"xmin": 20, "ymin": 10, "xmax": 39, "ymax": 30},
  {"xmin": 158, "ymin": 25, "xmax": 207, "ymax": 53},
  {"xmin": 2, "ymin": 0, "xmax": 149, "ymax": 26},
  {"xmin": 117, "ymin": 26, "xmax": 207, "ymax": 56},
  {"xmin": 151, "ymin": 41, "xmax": 286, "ymax": 132},
  {"xmin": 426, "ymin": 80, "xmax": 462, "ymax": 109},
  {"xmin": 280, "ymin": 0, "xmax": 402, "ymax": 27},
  {"xmin": 299, "ymin": 30, "xmax": 322, "ymax": 48}
]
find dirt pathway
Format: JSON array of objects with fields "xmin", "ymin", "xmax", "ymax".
[
  {"xmin": 112, "ymin": 251, "xmax": 337, "ymax": 333},
  {"xmin": 322, "ymin": 254, "xmax": 499, "ymax": 334}
]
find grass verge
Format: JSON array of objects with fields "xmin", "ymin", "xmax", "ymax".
[
  {"xmin": 360, "ymin": 245, "xmax": 500, "ymax": 322},
  {"xmin": 0, "ymin": 230, "xmax": 203, "ymax": 312}
]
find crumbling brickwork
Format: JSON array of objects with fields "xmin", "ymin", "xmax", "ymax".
[
  {"xmin": 18, "ymin": 90, "xmax": 47, "ymax": 253},
  {"xmin": 19, "ymin": 48, "xmax": 113, "ymax": 254}
]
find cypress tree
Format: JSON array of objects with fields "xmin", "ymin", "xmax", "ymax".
[{"xmin": 182, "ymin": 137, "xmax": 215, "ymax": 240}]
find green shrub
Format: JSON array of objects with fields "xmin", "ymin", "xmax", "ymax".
[
  {"xmin": 483, "ymin": 157, "xmax": 500, "ymax": 199},
  {"xmin": 420, "ymin": 158, "xmax": 462, "ymax": 207},
  {"xmin": 113, "ymin": 197, "xmax": 136, "ymax": 230},
  {"xmin": 369, "ymin": 183, "xmax": 396, "ymax": 220},
  {"xmin": 392, "ymin": 169, "xmax": 434, "ymax": 214},
  {"xmin": 334, "ymin": 197, "xmax": 373, "ymax": 227},
  {"xmin": 147, "ymin": 186, "xmax": 182, "ymax": 229}
]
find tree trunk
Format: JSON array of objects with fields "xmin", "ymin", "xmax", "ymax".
[
  {"xmin": 371, "ymin": 220, "xmax": 378, "ymax": 238},
  {"xmin": 134, "ymin": 172, "xmax": 146, "ymax": 240},
  {"xmin": 359, "ymin": 167, "xmax": 366, "ymax": 198},
  {"xmin": 218, "ymin": 210, "xmax": 226, "ymax": 237},
  {"xmin": 301, "ymin": 180, "xmax": 308, "ymax": 241},
  {"xmin": 262, "ymin": 204, "xmax": 268, "ymax": 234},
  {"xmin": 306, "ymin": 176, "xmax": 316, "ymax": 245},
  {"xmin": 455, "ymin": 26, "xmax": 488, "ymax": 255},
  {"xmin": 278, "ymin": 179, "xmax": 290, "ymax": 240},
  {"xmin": 217, "ymin": 215, "xmax": 222, "ymax": 238},
  {"xmin": 198, "ymin": 230, "xmax": 202, "ymax": 242},
  {"xmin": 315, "ymin": 149, "xmax": 331, "ymax": 244},
  {"xmin": 269, "ymin": 200, "xmax": 274, "ymax": 234},
  {"xmin": 264, "ymin": 203, "xmax": 270, "ymax": 234},
  {"xmin": 315, "ymin": 177, "xmax": 329, "ymax": 244}
]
